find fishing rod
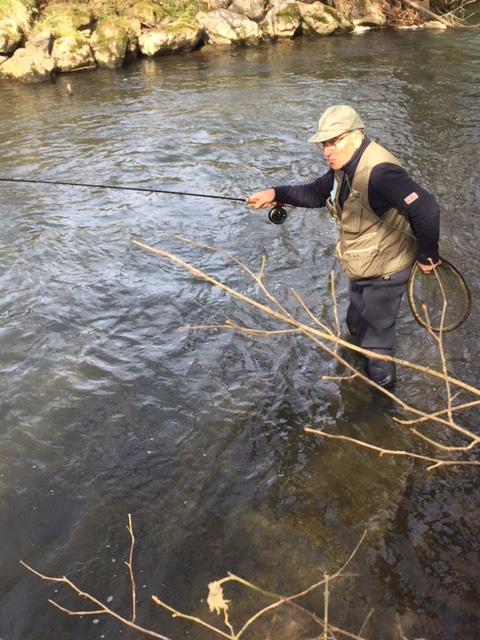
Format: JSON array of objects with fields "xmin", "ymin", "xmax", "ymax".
[{"xmin": 0, "ymin": 177, "xmax": 288, "ymax": 224}]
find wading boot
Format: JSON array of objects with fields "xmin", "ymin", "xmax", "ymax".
[{"xmin": 365, "ymin": 359, "xmax": 396, "ymax": 390}]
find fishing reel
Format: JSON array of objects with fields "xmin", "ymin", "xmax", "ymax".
[{"xmin": 268, "ymin": 204, "xmax": 287, "ymax": 225}]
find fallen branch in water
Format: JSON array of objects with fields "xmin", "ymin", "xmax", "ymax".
[
  {"xmin": 21, "ymin": 516, "xmax": 371, "ymax": 640},
  {"xmin": 132, "ymin": 236, "xmax": 480, "ymax": 469}
]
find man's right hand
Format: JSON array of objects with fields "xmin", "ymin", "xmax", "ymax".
[{"xmin": 246, "ymin": 189, "xmax": 276, "ymax": 209}]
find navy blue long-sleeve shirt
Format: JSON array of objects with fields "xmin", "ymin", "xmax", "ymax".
[{"xmin": 274, "ymin": 138, "xmax": 440, "ymax": 265}]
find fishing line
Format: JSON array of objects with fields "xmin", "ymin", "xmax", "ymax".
[{"xmin": 0, "ymin": 176, "xmax": 288, "ymax": 224}]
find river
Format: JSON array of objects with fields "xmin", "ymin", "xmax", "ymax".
[{"xmin": 1, "ymin": 23, "xmax": 479, "ymax": 640}]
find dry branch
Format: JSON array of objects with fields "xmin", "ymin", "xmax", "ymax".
[
  {"xmin": 400, "ymin": 0, "xmax": 456, "ymax": 24},
  {"xmin": 304, "ymin": 427, "xmax": 480, "ymax": 471},
  {"xmin": 132, "ymin": 237, "xmax": 480, "ymax": 469},
  {"xmin": 21, "ymin": 517, "xmax": 371, "ymax": 640}
]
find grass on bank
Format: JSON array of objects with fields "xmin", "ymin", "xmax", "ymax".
[{"xmin": 0, "ymin": 0, "xmax": 37, "ymax": 32}]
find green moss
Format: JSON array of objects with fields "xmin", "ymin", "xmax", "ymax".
[
  {"xmin": 276, "ymin": 6, "xmax": 300, "ymax": 22},
  {"xmin": 324, "ymin": 5, "xmax": 341, "ymax": 20},
  {"xmin": 0, "ymin": 0, "xmax": 36, "ymax": 29},
  {"xmin": 160, "ymin": 0, "xmax": 206, "ymax": 22},
  {"xmin": 124, "ymin": 0, "xmax": 165, "ymax": 23},
  {"xmin": 0, "ymin": 0, "xmax": 37, "ymax": 11},
  {"xmin": 32, "ymin": 2, "xmax": 93, "ymax": 36}
]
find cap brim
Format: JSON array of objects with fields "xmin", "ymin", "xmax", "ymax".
[{"xmin": 308, "ymin": 127, "xmax": 352, "ymax": 144}]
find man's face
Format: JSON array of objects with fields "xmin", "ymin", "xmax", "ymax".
[{"xmin": 320, "ymin": 130, "xmax": 359, "ymax": 170}]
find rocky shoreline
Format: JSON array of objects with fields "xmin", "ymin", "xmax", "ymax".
[{"xmin": 0, "ymin": 0, "xmax": 448, "ymax": 84}]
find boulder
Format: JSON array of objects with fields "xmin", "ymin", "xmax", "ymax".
[
  {"xmin": 0, "ymin": 17, "xmax": 24, "ymax": 54},
  {"xmin": 34, "ymin": 2, "xmax": 94, "ymax": 36},
  {"xmin": 28, "ymin": 29, "xmax": 54, "ymax": 54},
  {"xmin": 126, "ymin": 1, "xmax": 165, "ymax": 26},
  {"xmin": 196, "ymin": 9, "xmax": 262, "ymax": 45},
  {"xmin": 0, "ymin": 0, "xmax": 36, "ymax": 55},
  {"xmin": 260, "ymin": 0, "xmax": 301, "ymax": 39},
  {"xmin": 52, "ymin": 33, "xmax": 96, "ymax": 72},
  {"xmin": 91, "ymin": 19, "xmax": 131, "ymax": 68},
  {"xmin": 206, "ymin": 0, "xmax": 233, "ymax": 8},
  {"xmin": 229, "ymin": 0, "xmax": 267, "ymax": 22},
  {"xmin": 138, "ymin": 20, "xmax": 203, "ymax": 56},
  {"xmin": 298, "ymin": 2, "xmax": 353, "ymax": 35},
  {"xmin": 0, "ymin": 29, "xmax": 54, "ymax": 83},
  {"xmin": 332, "ymin": 0, "xmax": 386, "ymax": 27}
]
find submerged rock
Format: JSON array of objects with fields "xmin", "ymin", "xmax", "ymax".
[
  {"xmin": 196, "ymin": 8, "xmax": 262, "ymax": 45},
  {"xmin": 138, "ymin": 20, "xmax": 204, "ymax": 56}
]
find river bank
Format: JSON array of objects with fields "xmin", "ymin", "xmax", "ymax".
[{"xmin": 0, "ymin": 0, "xmax": 455, "ymax": 83}]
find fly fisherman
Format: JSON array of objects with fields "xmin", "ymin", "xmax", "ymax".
[{"xmin": 247, "ymin": 105, "xmax": 440, "ymax": 389}]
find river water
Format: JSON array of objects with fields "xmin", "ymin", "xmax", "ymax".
[{"xmin": 1, "ymin": 23, "xmax": 480, "ymax": 640}]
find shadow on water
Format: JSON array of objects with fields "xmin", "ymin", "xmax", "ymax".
[{"xmin": 1, "ymin": 26, "xmax": 480, "ymax": 640}]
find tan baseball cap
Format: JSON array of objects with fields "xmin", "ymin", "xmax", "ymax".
[{"xmin": 308, "ymin": 105, "xmax": 365, "ymax": 144}]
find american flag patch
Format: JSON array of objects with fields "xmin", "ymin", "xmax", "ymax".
[{"xmin": 404, "ymin": 191, "xmax": 419, "ymax": 205}]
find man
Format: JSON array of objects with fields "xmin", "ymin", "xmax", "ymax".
[{"xmin": 247, "ymin": 105, "xmax": 440, "ymax": 389}]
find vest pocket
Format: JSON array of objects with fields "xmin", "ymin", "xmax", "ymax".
[{"xmin": 338, "ymin": 236, "xmax": 380, "ymax": 279}]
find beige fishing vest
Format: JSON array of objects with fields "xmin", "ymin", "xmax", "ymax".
[{"xmin": 326, "ymin": 140, "xmax": 417, "ymax": 281}]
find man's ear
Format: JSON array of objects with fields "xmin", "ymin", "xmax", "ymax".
[{"xmin": 353, "ymin": 130, "xmax": 364, "ymax": 150}]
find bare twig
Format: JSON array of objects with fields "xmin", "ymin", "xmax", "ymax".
[
  {"xmin": 132, "ymin": 238, "xmax": 480, "ymax": 467},
  {"xmin": 19, "ymin": 561, "xmax": 174, "ymax": 640},
  {"xmin": 291, "ymin": 287, "xmax": 335, "ymax": 336},
  {"xmin": 304, "ymin": 428, "xmax": 480, "ymax": 471},
  {"xmin": 126, "ymin": 513, "xmax": 137, "ymax": 622},
  {"xmin": 394, "ymin": 399, "xmax": 480, "ymax": 426},
  {"xmin": 357, "ymin": 608, "xmax": 374, "ymax": 636},
  {"xmin": 329, "ymin": 271, "xmax": 342, "ymax": 355},
  {"xmin": 152, "ymin": 596, "xmax": 233, "ymax": 639},
  {"xmin": 132, "ymin": 238, "xmax": 480, "ymax": 398},
  {"xmin": 324, "ymin": 573, "xmax": 330, "ymax": 640},
  {"xmin": 22, "ymin": 518, "xmax": 370, "ymax": 640},
  {"xmin": 233, "ymin": 531, "xmax": 367, "ymax": 639},
  {"xmin": 171, "ymin": 234, "xmax": 295, "ymax": 322}
]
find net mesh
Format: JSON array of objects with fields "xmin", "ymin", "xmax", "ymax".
[{"xmin": 407, "ymin": 259, "xmax": 471, "ymax": 332}]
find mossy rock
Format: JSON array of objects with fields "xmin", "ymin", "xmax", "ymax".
[
  {"xmin": 52, "ymin": 31, "xmax": 96, "ymax": 71},
  {"xmin": 0, "ymin": 0, "xmax": 39, "ymax": 17},
  {"xmin": 91, "ymin": 16, "xmax": 138, "ymax": 65},
  {"xmin": 0, "ymin": 0, "xmax": 37, "ymax": 47},
  {"xmin": 33, "ymin": 2, "xmax": 94, "ymax": 38},
  {"xmin": 125, "ymin": 0, "xmax": 165, "ymax": 25},
  {"xmin": 138, "ymin": 18, "xmax": 203, "ymax": 55},
  {"xmin": 260, "ymin": 1, "xmax": 301, "ymax": 39},
  {"xmin": 276, "ymin": 5, "xmax": 300, "ymax": 22}
]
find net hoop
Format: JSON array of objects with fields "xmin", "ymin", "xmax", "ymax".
[{"xmin": 407, "ymin": 258, "xmax": 471, "ymax": 333}]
